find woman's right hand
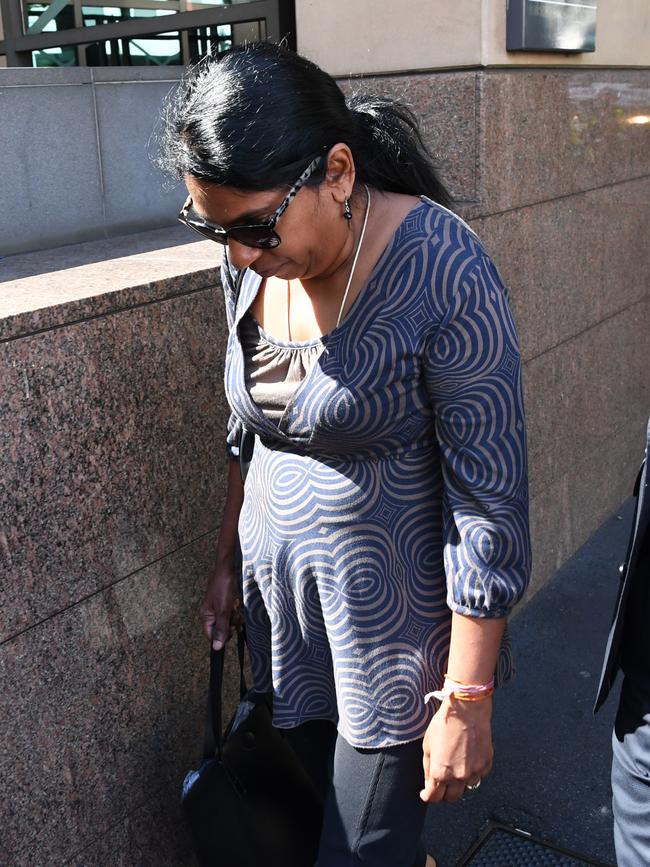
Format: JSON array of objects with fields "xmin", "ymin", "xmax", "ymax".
[{"xmin": 199, "ymin": 566, "xmax": 244, "ymax": 651}]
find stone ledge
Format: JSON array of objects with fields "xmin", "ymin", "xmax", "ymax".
[
  {"xmin": 0, "ymin": 66, "xmax": 184, "ymax": 87},
  {"xmin": 0, "ymin": 226, "xmax": 223, "ymax": 342}
]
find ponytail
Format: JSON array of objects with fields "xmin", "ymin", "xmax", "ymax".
[
  {"xmin": 156, "ymin": 42, "xmax": 452, "ymax": 208},
  {"xmin": 348, "ymin": 94, "xmax": 452, "ymax": 208}
]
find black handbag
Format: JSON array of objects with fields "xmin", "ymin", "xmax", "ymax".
[
  {"xmin": 181, "ymin": 631, "xmax": 324, "ymax": 867},
  {"xmin": 181, "ymin": 423, "xmax": 324, "ymax": 866}
]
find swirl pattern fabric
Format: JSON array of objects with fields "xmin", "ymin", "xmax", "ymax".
[{"xmin": 221, "ymin": 197, "xmax": 531, "ymax": 748}]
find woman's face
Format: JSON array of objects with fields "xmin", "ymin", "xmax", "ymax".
[{"xmin": 183, "ymin": 146, "xmax": 355, "ymax": 281}]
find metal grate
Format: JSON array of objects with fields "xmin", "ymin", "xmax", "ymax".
[{"xmin": 456, "ymin": 822, "xmax": 613, "ymax": 867}]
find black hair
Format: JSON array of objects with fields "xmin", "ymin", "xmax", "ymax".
[{"xmin": 156, "ymin": 41, "xmax": 451, "ymax": 207}]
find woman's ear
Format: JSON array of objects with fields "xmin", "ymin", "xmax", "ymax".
[{"xmin": 323, "ymin": 143, "xmax": 356, "ymax": 205}]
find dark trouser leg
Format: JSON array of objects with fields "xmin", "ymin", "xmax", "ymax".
[
  {"xmin": 612, "ymin": 674, "xmax": 650, "ymax": 867},
  {"xmin": 317, "ymin": 732, "xmax": 428, "ymax": 867},
  {"xmin": 280, "ymin": 719, "xmax": 338, "ymax": 803}
]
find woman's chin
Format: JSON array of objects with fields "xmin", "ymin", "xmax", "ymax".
[{"xmin": 255, "ymin": 262, "xmax": 301, "ymax": 281}]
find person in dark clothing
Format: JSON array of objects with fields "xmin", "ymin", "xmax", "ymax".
[{"xmin": 595, "ymin": 416, "xmax": 650, "ymax": 866}]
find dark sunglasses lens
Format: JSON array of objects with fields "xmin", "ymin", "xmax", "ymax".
[
  {"xmin": 181, "ymin": 216, "xmax": 227, "ymax": 244},
  {"xmin": 229, "ymin": 226, "xmax": 280, "ymax": 249},
  {"xmin": 195, "ymin": 223, "xmax": 227, "ymax": 244}
]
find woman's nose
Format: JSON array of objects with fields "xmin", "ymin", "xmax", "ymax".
[{"xmin": 226, "ymin": 240, "xmax": 263, "ymax": 271}]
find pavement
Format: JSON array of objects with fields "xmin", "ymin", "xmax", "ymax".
[{"xmin": 422, "ymin": 496, "xmax": 636, "ymax": 867}]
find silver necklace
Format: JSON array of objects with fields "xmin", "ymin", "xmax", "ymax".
[{"xmin": 286, "ymin": 184, "xmax": 372, "ymax": 339}]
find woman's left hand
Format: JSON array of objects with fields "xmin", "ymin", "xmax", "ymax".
[{"xmin": 420, "ymin": 695, "xmax": 494, "ymax": 803}]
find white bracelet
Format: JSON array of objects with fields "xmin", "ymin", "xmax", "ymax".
[
  {"xmin": 423, "ymin": 683, "xmax": 454, "ymax": 704},
  {"xmin": 424, "ymin": 676, "xmax": 495, "ymax": 704}
]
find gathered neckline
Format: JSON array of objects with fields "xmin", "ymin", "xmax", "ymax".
[{"xmin": 244, "ymin": 308, "xmax": 326, "ymax": 349}]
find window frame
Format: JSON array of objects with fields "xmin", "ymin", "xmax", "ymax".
[{"xmin": 0, "ymin": 0, "xmax": 294, "ymax": 66}]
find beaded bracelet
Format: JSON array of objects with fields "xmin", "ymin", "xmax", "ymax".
[{"xmin": 424, "ymin": 673, "xmax": 495, "ymax": 704}]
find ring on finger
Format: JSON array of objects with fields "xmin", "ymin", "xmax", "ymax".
[{"xmin": 465, "ymin": 778, "xmax": 482, "ymax": 792}]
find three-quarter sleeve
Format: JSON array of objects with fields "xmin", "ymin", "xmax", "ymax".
[
  {"xmin": 221, "ymin": 254, "xmax": 244, "ymax": 462},
  {"xmin": 422, "ymin": 250, "xmax": 531, "ymax": 618}
]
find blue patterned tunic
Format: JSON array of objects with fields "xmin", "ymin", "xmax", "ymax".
[{"xmin": 221, "ymin": 196, "xmax": 531, "ymax": 748}]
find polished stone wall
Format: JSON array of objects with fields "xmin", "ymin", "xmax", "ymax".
[
  {"xmin": 477, "ymin": 70, "xmax": 650, "ymax": 596},
  {"xmin": 1, "ymin": 230, "xmax": 240, "ymax": 866},
  {"xmin": 1, "ymin": 67, "xmax": 649, "ymax": 865},
  {"xmin": 353, "ymin": 67, "xmax": 650, "ymax": 597}
]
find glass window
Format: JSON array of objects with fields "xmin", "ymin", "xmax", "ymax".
[
  {"xmin": 82, "ymin": 30, "xmax": 181, "ymax": 64},
  {"xmin": 80, "ymin": 5, "xmax": 177, "ymax": 26},
  {"xmin": 15, "ymin": 0, "xmax": 276, "ymax": 67},
  {"xmin": 32, "ymin": 44, "xmax": 78, "ymax": 64},
  {"xmin": 23, "ymin": 0, "xmax": 263, "ymax": 37},
  {"xmin": 26, "ymin": 1, "xmax": 77, "ymax": 35},
  {"xmin": 76, "ymin": 19, "xmax": 262, "ymax": 65}
]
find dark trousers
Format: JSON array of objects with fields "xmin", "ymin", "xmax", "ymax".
[
  {"xmin": 281, "ymin": 720, "xmax": 429, "ymax": 867},
  {"xmin": 612, "ymin": 673, "xmax": 650, "ymax": 866}
]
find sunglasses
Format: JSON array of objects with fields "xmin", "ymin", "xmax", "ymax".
[{"xmin": 177, "ymin": 154, "xmax": 324, "ymax": 249}]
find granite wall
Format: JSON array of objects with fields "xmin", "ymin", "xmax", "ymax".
[
  {"xmin": 0, "ymin": 231, "xmax": 239, "ymax": 866},
  {"xmin": 354, "ymin": 67, "xmax": 650, "ymax": 598},
  {"xmin": 1, "ymin": 66, "xmax": 649, "ymax": 865}
]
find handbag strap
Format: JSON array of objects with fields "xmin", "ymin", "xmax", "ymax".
[{"xmin": 202, "ymin": 626, "xmax": 248, "ymax": 761}]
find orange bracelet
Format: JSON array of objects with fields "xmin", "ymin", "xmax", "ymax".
[{"xmin": 449, "ymin": 687, "xmax": 494, "ymax": 701}]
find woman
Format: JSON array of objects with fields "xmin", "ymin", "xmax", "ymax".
[{"xmin": 159, "ymin": 41, "xmax": 531, "ymax": 867}]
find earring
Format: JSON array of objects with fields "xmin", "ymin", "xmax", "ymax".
[{"xmin": 343, "ymin": 197, "xmax": 352, "ymax": 220}]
